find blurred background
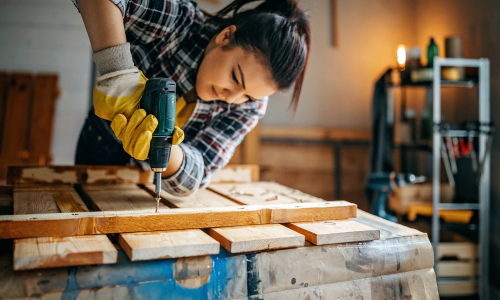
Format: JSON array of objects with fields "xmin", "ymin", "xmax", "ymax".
[{"xmin": 0, "ymin": 0, "xmax": 499, "ymax": 298}]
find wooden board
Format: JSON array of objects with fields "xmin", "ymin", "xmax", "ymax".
[
  {"xmin": 208, "ymin": 224, "xmax": 304, "ymax": 253},
  {"xmin": 82, "ymin": 184, "xmax": 169, "ymax": 212},
  {"xmin": 0, "ymin": 201, "xmax": 357, "ymax": 239},
  {"xmin": 12, "ymin": 185, "xmax": 117, "ymax": 270},
  {"xmin": 438, "ymin": 242, "xmax": 477, "ymax": 261},
  {"xmin": 7, "ymin": 165, "xmax": 155, "ymax": 185},
  {"xmin": 285, "ymin": 219, "xmax": 380, "ymax": 245},
  {"xmin": 117, "ymin": 229, "xmax": 220, "ymax": 261},
  {"xmin": 208, "ymin": 182, "xmax": 326, "ymax": 205},
  {"xmin": 27, "ymin": 74, "xmax": 59, "ymax": 165},
  {"xmin": 13, "ymin": 235, "xmax": 117, "ymax": 270},
  {"xmin": 14, "ymin": 184, "xmax": 89, "ymax": 215},
  {"xmin": 143, "ymin": 184, "xmax": 239, "ymax": 208},
  {"xmin": 0, "ymin": 74, "xmax": 33, "ymax": 179},
  {"xmin": 211, "ymin": 164, "xmax": 259, "ymax": 183}
]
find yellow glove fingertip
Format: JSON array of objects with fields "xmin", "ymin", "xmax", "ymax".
[
  {"xmin": 133, "ymin": 131, "xmax": 153, "ymax": 160},
  {"xmin": 110, "ymin": 114, "xmax": 128, "ymax": 138},
  {"xmin": 172, "ymin": 126, "xmax": 185, "ymax": 145}
]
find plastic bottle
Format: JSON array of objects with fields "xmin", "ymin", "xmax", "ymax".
[{"xmin": 427, "ymin": 37, "xmax": 439, "ymax": 68}]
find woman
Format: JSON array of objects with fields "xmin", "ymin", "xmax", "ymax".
[{"xmin": 73, "ymin": 0, "xmax": 310, "ymax": 196}]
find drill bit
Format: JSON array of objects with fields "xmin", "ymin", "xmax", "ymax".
[{"xmin": 155, "ymin": 172, "xmax": 161, "ymax": 213}]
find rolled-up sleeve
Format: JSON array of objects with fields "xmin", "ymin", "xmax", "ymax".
[
  {"xmin": 161, "ymin": 98, "xmax": 268, "ymax": 196},
  {"xmin": 70, "ymin": 0, "xmax": 201, "ymax": 44}
]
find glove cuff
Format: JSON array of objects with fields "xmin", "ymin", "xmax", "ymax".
[{"xmin": 92, "ymin": 43, "xmax": 135, "ymax": 75}]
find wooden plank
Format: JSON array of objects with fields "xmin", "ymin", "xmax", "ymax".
[
  {"xmin": 27, "ymin": 74, "xmax": 59, "ymax": 165},
  {"xmin": 13, "ymin": 184, "xmax": 117, "ymax": 270},
  {"xmin": 285, "ymin": 219, "xmax": 380, "ymax": 245},
  {"xmin": 7, "ymin": 165, "xmax": 155, "ymax": 185},
  {"xmin": 0, "ymin": 74, "xmax": 33, "ymax": 179},
  {"xmin": 437, "ymin": 260, "xmax": 477, "ymax": 278},
  {"xmin": 143, "ymin": 184, "xmax": 239, "ymax": 208},
  {"xmin": 212, "ymin": 164, "xmax": 259, "ymax": 183},
  {"xmin": 0, "ymin": 201, "xmax": 357, "ymax": 239},
  {"xmin": 208, "ymin": 182, "xmax": 326, "ymax": 205},
  {"xmin": 82, "ymin": 184, "xmax": 169, "ymax": 212},
  {"xmin": 14, "ymin": 184, "xmax": 89, "ymax": 215},
  {"xmin": 13, "ymin": 235, "xmax": 117, "ymax": 270},
  {"xmin": 208, "ymin": 224, "xmax": 304, "ymax": 253},
  {"xmin": 117, "ymin": 229, "xmax": 220, "ymax": 261}
]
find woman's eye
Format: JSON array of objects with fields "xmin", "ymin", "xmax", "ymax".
[{"xmin": 232, "ymin": 71, "xmax": 239, "ymax": 84}]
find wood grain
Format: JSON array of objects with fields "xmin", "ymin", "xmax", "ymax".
[
  {"xmin": 14, "ymin": 235, "xmax": 117, "ymax": 270},
  {"xmin": 7, "ymin": 165, "xmax": 155, "ymax": 185},
  {"xmin": 208, "ymin": 182, "xmax": 326, "ymax": 205},
  {"xmin": 117, "ymin": 229, "xmax": 219, "ymax": 261},
  {"xmin": 27, "ymin": 74, "xmax": 58, "ymax": 165},
  {"xmin": 82, "ymin": 184, "xmax": 169, "ymax": 212},
  {"xmin": 208, "ymin": 224, "xmax": 304, "ymax": 253},
  {"xmin": 143, "ymin": 184, "xmax": 239, "ymax": 208},
  {"xmin": 13, "ymin": 185, "xmax": 117, "ymax": 270},
  {"xmin": 0, "ymin": 201, "xmax": 357, "ymax": 239},
  {"xmin": 285, "ymin": 219, "xmax": 380, "ymax": 245},
  {"xmin": 14, "ymin": 184, "xmax": 89, "ymax": 215},
  {"xmin": 0, "ymin": 74, "xmax": 32, "ymax": 179},
  {"xmin": 211, "ymin": 164, "xmax": 259, "ymax": 183}
]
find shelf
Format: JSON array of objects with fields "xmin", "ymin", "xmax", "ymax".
[
  {"xmin": 439, "ymin": 203, "xmax": 480, "ymax": 210},
  {"xmin": 392, "ymin": 79, "xmax": 477, "ymax": 88},
  {"xmin": 437, "ymin": 278, "xmax": 478, "ymax": 284}
]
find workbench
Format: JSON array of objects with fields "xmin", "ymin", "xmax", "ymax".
[{"xmin": 0, "ymin": 165, "xmax": 439, "ymax": 299}]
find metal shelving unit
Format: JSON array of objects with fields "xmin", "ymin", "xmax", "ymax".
[{"xmin": 431, "ymin": 57, "xmax": 491, "ymax": 299}]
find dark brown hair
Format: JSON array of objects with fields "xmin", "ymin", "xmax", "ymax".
[{"xmin": 211, "ymin": 0, "xmax": 310, "ymax": 112}]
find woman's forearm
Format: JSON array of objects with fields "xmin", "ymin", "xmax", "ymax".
[
  {"xmin": 162, "ymin": 145, "xmax": 185, "ymax": 178},
  {"xmin": 77, "ymin": 0, "xmax": 127, "ymax": 52}
]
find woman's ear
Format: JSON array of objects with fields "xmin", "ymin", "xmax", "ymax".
[{"xmin": 215, "ymin": 25, "xmax": 236, "ymax": 46}]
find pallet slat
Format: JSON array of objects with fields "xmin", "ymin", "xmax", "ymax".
[
  {"xmin": 12, "ymin": 184, "xmax": 117, "ymax": 270},
  {"xmin": 82, "ymin": 184, "xmax": 169, "ymax": 212},
  {"xmin": 208, "ymin": 224, "xmax": 304, "ymax": 253},
  {"xmin": 117, "ymin": 230, "xmax": 220, "ymax": 261},
  {"xmin": 143, "ymin": 184, "xmax": 239, "ymax": 208},
  {"xmin": 285, "ymin": 219, "xmax": 380, "ymax": 245},
  {"xmin": 0, "ymin": 201, "xmax": 357, "ymax": 239},
  {"xmin": 14, "ymin": 235, "xmax": 117, "ymax": 270}
]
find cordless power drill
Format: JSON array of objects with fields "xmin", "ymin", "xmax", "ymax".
[{"xmin": 141, "ymin": 78, "xmax": 176, "ymax": 213}]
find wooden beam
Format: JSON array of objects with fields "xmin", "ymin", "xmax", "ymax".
[
  {"xmin": 117, "ymin": 230, "xmax": 220, "ymax": 261},
  {"xmin": 260, "ymin": 126, "xmax": 372, "ymax": 141},
  {"xmin": 208, "ymin": 224, "xmax": 304, "ymax": 253},
  {"xmin": 0, "ymin": 201, "xmax": 357, "ymax": 239},
  {"xmin": 285, "ymin": 219, "xmax": 379, "ymax": 245},
  {"xmin": 13, "ymin": 235, "xmax": 117, "ymax": 270},
  {"xmin": 7, "ymin": 165, "xmax": 155, "ymax": 185}
]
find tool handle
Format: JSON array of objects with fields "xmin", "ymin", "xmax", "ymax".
[{"xmin": 142, "ymin": 78, "xmax": 176, "ymax": 136}]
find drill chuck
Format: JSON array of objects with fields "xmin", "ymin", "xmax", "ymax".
[{"xmin": 149, "ymin": 136, "xmax": 171, "ymax": 172}]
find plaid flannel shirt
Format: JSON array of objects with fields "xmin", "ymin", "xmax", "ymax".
[{"xmin": 72, "ymin": 0, "xmax": 268, "ymax": 196}]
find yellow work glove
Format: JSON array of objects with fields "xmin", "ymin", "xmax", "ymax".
[
  {"xmin": 111, "ymin": 109, "xmax": 185, "ymax": 161},
  {"xmin": 93, "ymin": 69, "xmax": 147, "ymax": 121}
]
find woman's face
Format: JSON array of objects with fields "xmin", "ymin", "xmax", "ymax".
[{"xmin": 196, "ymin": 26, "xmax": 277, "ymax": 104}]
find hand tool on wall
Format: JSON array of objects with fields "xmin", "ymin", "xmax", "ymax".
[
  {"xmin": 445, "ymin": 137, "xmax": 458, "ymax": 174},
  {"xmin": 440, "ymin": 139, "xmax": 455, "ymax": 187},
  {"xmin": 367, "ymin": 172, "xmax": 425, "ymax": 223},
  {"xmin": 142, "ymin": 79, "xmax": 177, "ymax": 213}
]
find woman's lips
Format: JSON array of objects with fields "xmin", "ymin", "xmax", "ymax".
[{"xmin": 212, "ymin": 86, "xmax": 219, "ymax": 98}]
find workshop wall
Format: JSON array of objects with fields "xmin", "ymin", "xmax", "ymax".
[
  {"xmin": 0, "ymin": 0, "xmax": 92, "ymax": 165},
  {"xmin": 411, "ymin": 0, "xmax": 500, "ymax": 295}
]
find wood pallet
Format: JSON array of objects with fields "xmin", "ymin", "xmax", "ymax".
[{"xmin": 2, "ymin": 165, "xmax": 380, "ymax": 271}]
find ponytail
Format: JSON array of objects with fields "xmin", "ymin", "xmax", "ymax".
[{"xmin": 210, "ymin": 0, "xmax": 310, "ymax": 113}]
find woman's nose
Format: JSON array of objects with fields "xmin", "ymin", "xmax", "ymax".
[{"xmin": 223, "ymin": 89, "xmax": 239, "ymax": 103}]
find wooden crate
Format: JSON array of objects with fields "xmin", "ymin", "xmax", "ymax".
[
  {"xmin": 389, "ymin": 183, "xmax": 455, "ymax": 215},
  {"xmin": 0, "ymin": 73, "xmax": 59, "ymax": 180},
  {"xmin": 437, "ymin": 242, "xmax": 478, "ymax": 296}
]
